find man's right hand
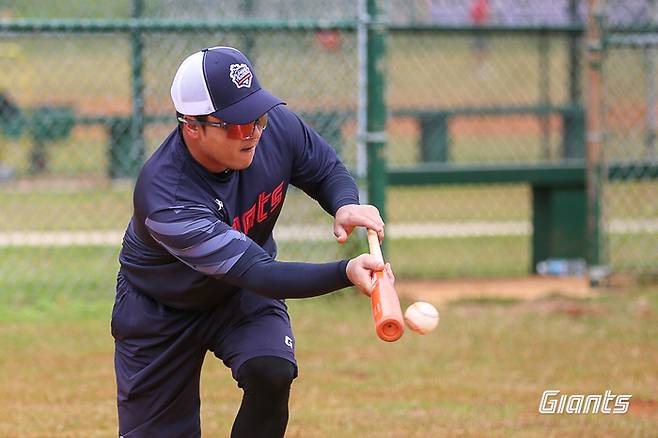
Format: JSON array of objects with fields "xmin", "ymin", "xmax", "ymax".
[{"xmin": 346, "ymin": 254, "xmax": 386, "ymax": 297}]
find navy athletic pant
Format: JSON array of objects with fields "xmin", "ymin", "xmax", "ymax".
[{"xmin": 111, "ymin": 274, "xmax": 298, "ymax": 437}]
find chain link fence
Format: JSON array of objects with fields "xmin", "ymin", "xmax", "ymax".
[
  {"xmin": 386, "ymin": 1, "xmax": 587, "ymax": 278},
  {"xmin": 0, "ymin": 1, "xmax": 361, "ymax": 302},
  {"xmin": 384, "ymin": 0, "xmax": 658, "ymax": 280},
  {"xmin": 604, "ymin": 0, "xmax": 658, "ymax": 278},
  {"xmin": 0, "ymin": 0, "xmax": 656, "ymax": 302}
]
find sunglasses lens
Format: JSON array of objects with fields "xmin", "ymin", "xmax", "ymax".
[
  {"xmin": 226, "ymin": 122, "xmax": 255, "ymax": 140},
  {"xmin": 225, "ymin": 114, "xmax": 269, "ymax": 140},
  {"xmin": 256, "ymin": 113, "xmax": 268, "ymax": 131}
]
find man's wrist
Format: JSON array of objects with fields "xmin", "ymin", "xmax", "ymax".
[{"xmin": 333, "ymin": 200, "xmax": 359, "ymax": 216}]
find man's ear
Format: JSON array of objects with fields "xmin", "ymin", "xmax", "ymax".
[{"xmin": 181, "ymin": 118, "xmax": 200, "ymax": 138}]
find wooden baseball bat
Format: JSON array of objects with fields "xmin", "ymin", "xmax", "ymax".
[{"xmin": 367, "ymin": 229, "xmax": 404, "ymax": 342}]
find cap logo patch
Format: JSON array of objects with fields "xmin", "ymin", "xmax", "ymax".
[{"xmin": 229, "ymin": 63, "xmax": 253, "ymax": 89}]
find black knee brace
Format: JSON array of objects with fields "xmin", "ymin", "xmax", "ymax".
[
  {"xmin": 236, "ymin": 355, "xmax": 297, "ymax": 394},
  {"xmin": 231, "ymin": 356, "xmax": 297, "ymax": 438}
]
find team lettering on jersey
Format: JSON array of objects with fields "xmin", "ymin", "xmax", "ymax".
[{"xmin": 232, "ymin": 180, "xmax": 285, "ymax": 235}]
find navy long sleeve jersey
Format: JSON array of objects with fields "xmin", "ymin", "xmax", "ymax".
[{"xmin": 119, "ymin": 106, "xmax": 360, "ymax": 311}]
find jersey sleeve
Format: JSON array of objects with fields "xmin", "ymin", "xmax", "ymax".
[
  {"xmin": 145, "ymin": 204, "xmax": 352, "ymax": 299},
  {"xmin": 287, "ymin": 111, "xmax": 360, "ymax": 215}
]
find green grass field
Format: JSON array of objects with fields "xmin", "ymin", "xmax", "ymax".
[{"xmin": 1, "ymin": 285, "xmax": 657, "ymax": 436}]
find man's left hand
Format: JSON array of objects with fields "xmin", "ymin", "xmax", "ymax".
[{"xmin": 333, "ymin": 204, "xmax": 384, "ymax": 244}]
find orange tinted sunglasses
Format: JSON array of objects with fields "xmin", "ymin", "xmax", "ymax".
[{"xmin": 178, "ymin": 113, "xmax": 268, "ymax": 140}]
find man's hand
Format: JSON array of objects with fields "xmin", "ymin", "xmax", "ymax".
[
  {"xmin": 334, "ymin": 204, "xmax": 385, "ymax": 244},
  {"xmin": 346, "ymin": 255, "xmax": 394, "ymax": 297}
]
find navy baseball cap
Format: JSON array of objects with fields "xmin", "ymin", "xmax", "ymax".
[{"xmin": 170, "ymin": 46, "xmax": 285, "ymax": 124}]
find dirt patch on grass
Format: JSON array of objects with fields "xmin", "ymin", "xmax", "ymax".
[
  {"xmin": 511, "ymin": 297, "xmax": 606, "ymax": 318},
  {"xmin": 397, "ymin": 276, "xmax": 594, "ymax": 306},
  {"xmin": 629, "ymin": 398, "xmax": 658, "ymax": 417}
]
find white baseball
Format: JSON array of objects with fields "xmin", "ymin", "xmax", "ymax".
[{"xmin": 404, "ymin": 302, "xmax": 439, "ymax": 335}]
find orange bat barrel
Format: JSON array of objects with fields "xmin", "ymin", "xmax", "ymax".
[{"xmin": 367, "ymin": 230, "xmax": 404, "ymax": 342}]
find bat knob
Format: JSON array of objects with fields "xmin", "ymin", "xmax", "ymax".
[{"xmin": 377, "ymin": 319, "xmax": 404, "ymax": 342}]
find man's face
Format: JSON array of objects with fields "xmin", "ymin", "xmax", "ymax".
[{"xmin": 184, "ymin": 114, "xmax": 264, "ymax": 172}]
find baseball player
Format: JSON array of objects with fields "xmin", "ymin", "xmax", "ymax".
[{"xmin": 112, "ymin": 46, "xmax": 389, "ymax": 437}]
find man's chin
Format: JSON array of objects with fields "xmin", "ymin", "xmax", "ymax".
[{"xmin": 234, "ymin": 157, "xmax": 255, "ymax": 170}]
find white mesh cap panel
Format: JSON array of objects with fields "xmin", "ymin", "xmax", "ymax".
[{"xmin": 170, "ymin": 51, "xmax": 215, "ymax": 115}]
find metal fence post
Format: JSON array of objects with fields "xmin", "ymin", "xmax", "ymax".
[
  {"xmin": 365, "ymin": 0, "xmax": 387, "ymax": 225},
  {"xmin": 568, "ymin": 0, "xmax": 582, "ymax": 105},
  {"xmin": 539, "ymin": 30, "xmax": 551, "ymax": 159},
  {"xmin": 585, "ymin": 0, "xmax": 606, "ymax": 269},
  {"xmin": 645, "ymin": 0, "xmax": 657, "ymax": 157},
  {"xmin": 563, "ymin": 0, "xmax": 586, "ymax": 161},
  {"xmin": 242, "ymin": 0, "xmax": 256, "ymax": 60},
  {"xmin": 129, "ymin": 0, "xmax": 145, "ymax": 178}
]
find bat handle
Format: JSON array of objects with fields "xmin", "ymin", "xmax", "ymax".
[
  {"xmin": 367, "ymin": 229, "xmax": 384, "ymax": 263},
  {"xmin": 366, "ymin": 228, "xmax": 404, "ymax": 342}
]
